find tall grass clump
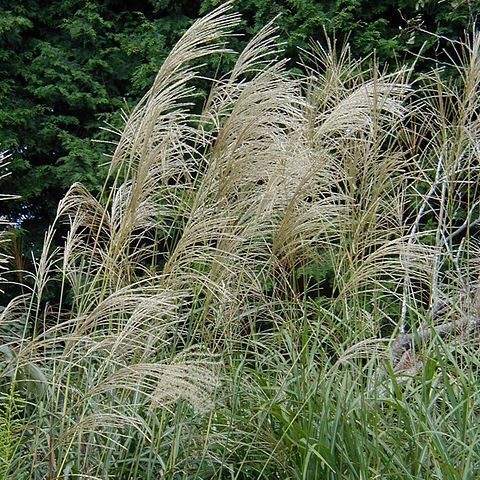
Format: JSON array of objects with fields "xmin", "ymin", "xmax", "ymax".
[{"xmin": 1, "ymin": 3, "xmax": 480, "ymax": 478}]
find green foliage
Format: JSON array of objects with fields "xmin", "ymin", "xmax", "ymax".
[
  {"xmin": 0, "ymin": 386, "xmax": 26, "ymax": 480},
  {"xmin": 1, "ymin": 4, "xmax": 480, "ymax": 479},
  {"xmin": 0, "ymin": 0, "xmax": 198, "ymax": 253},
  {"xmin": 202, "ymin": 0, "xmax": 479, "ymax": 66}
]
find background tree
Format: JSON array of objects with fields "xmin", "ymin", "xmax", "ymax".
[{"xmin": 0, "ymin": 1, "xmax": 200, "ymax": 244}]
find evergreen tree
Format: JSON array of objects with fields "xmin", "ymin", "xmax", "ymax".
[{"xmin": 0, "ymin": 0, "xmax": 199, "ymax": 247}]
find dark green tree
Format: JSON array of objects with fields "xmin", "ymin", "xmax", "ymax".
[
  {"xmin": 201, "ymin": 0, "xmax": 479, "ymax": 67},
  {"xmin": 0, "ymin": 0, "xmax": 200, "ymax": 248}
]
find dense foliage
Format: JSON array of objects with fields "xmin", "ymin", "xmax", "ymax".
[
  {"xmin": 0, "ymin": 1, "xmax": 198, "ymax": 246},
  {"xmin": 1, "ymin": 4, "xmax": 480, "ymax": 478}
]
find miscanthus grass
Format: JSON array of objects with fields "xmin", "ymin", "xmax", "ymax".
[{"xmin": 1, "ymin": 3, "xmax": 480, "ymax": 478}]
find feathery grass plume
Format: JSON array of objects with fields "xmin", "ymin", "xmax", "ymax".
[
  {"xmin": 52, "ymin": 2, "xmax": 242, "ymax": 308},
  {"xmin": 5, "ymin": 282, "xmax": 219, "ymax": 473},
  {"xmin": 3, "ymin": 276, "xmax": 222, "ymax": 478},
  {"xmin": 0, "ymin": 5, "xmax": 252, "ymax": 477},
  {"xmin": 106, "ymin": 2, "xmax": 240, "ymax": 247},
  {"xmin": 156, "ymin": 23, "xmax": 311, "ymax": 339},
  {"xmin": 397, "ymin": 30, "xmax": 480, "ymax": 334},
  {"xmin": 193, "ymin": 26, "xmax": 480, "ymax": 479},
  {"xmin": 0, "ymin": 295, "xmax": 30, "ymax": 344},
  {"xmin": 294, "ymin": 44, "xmax": 434, "ymax": 339}
]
